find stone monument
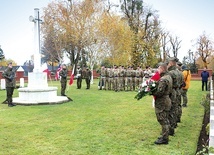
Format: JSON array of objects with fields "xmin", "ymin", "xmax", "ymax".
[{"xmin": 13, "ymin": 8, "xmax": 69, "ymax": 105}]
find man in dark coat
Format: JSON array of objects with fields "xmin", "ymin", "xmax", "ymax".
[
  {"xmin": 59, "ymin": 64, "xmax": 68, "ymax": 96},
  {"xmin": 201, "ymin": 67, "xmax": 209, "ymax": 91},
  {"xmin": 2, "ymin": 62, "xmax": 16, "ymax": 107}
]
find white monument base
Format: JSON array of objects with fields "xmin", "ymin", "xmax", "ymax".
[{"xmin": 14, "ymin": 72, "xmax": 69, "ymax": 105}]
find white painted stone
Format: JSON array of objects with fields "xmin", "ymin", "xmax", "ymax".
[
  {"xmin": 20, "ymin": 78, "xmax": 24, "ymax": 88},
  {"xmin": 1, "ymin": 79, "xmax": 5, "ymax": 90}
]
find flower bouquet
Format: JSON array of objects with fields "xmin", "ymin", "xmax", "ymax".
[{"xmin": 134, "ymin": 80, "xmax": 158, "ymax": 100}]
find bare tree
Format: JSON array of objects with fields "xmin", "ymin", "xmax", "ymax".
[
  {"xmin": 169, "ymin": 35, "xmax": 182, "ymax": 58},
  {"xmin": 195, "ymin": 32, "xmax": 214, "ymax": 68}
]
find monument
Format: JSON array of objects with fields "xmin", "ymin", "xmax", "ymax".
[{"xmin": 13, "ymin": 8, "xmax": 69, "ymax": 105}]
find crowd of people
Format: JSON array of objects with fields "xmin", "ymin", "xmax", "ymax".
[{"xmin": 97, "ymin": 65, "xmax": 154, "ymax": 92}]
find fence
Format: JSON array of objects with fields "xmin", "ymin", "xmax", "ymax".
[{"xmin": 209, "ymin": 75, "xmax": 214, "ymax": 154}]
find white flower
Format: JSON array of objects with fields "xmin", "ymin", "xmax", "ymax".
[
  {"xmin": 152, "ymin": 83, "xmax": 156, "ymax": 87},
  {"xmin": 141, "ymin": 81, "xmax": 147, "ymax": 87},
  {"xmin": 145, "ymin": 87, "xmax": 149, "ymax": 92}
]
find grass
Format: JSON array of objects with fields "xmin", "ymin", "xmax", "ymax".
[{"xmin": 0, "ymin": 79, "xmax": 208, "ymax": 155}]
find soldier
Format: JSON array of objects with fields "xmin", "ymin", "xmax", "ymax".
[
  {"xmin": 59, "ymin": 64, "xmax": 68, "ymax": 96},
  {"xmin": 99, "ymin": 66, "xmax": 106, "ymax": 90},
  {"xmin": 135, "ymin": 66, "xmax": 141, "ymax": 90},
  {"xmin": 176, "ymin": 61, "xmax": 184, "ymax": 122},
  {"xmin": 167, "ymin": 57, "xmax": 180, "ymax": 135},
  {"xmin": 152, "ymin": 62, "xmax": 172, "ymax": 145},
  {"xmin": 113, "ymin": 66, "xmax": 119, "ymax": 92},
  {"xmin": 83, "ymin": 67, "xmax": 92, "ymax": 89},
  {"xmin": 118, "ymin": 65, "xmax": 125, "ymax": 91},
  {"xmin": 125, "ymin": 66, "xmax": 133, "ymax": 91},
  {"xmin": 2, "ymin": 62, "xmax": 16, "ymax": 107},
  {"xmin": 107, "ymin": 67, "xmax": 114, "ymax": 90},
  {"xmin": 76, "ymin": 65, "xmax": 82, "ymax": 89},
  {"xmin": 143, "ymin": 66, "xmax": 152, "ymax": 83}
]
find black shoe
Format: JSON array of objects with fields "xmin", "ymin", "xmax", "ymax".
[
  {"xmin": 177, "ymin": 118, "xmax": 181, "ymax": 123},
  {"xmin": 182, "ymin": 104, "xmax": 187, "ymax": 107},
  {"xmin": 169, "ymin": 128, "xmax": 174, "ymax": 136},
  {"xmin": 8, "ymin": 103, "xmax": 16, "ymax": 107},
  {"xmin": 154, "ymin": 138, "xmax": 168, "ymax": 145}
]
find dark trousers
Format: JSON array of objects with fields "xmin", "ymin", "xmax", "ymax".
[
  {"xmin": 6, "ymin": 87, "xmax": 14, "ymax": 104},
  {"xmin": 202, "ymin": 81, "xmax": 208, "ymax": 91},
  {"xmin": 77, "ymin": 78, "xmax": 82, "ymax": 89},
  {"xmin": 61, "ymin": 82, "xmax": 67, "ymax": 95},
  {"xmin": 85, "ymin": 78, "xmax": 90, "ymax": 89}
]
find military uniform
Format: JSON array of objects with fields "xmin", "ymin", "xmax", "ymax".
[
  {"xmin": 152, "ymin": 71, "xmax": 172, "ymax": 144},
  {"xmin": 76, "ymin": 67, "xmax": 82, "ymax": 89},
  {"xmin": 84, "ymin": 68, "xmax": 91, "ymax": 89},
  {"xmin": 176, "ymin": 66, "xmax": 184, "ymax": 122},
  {"xmin": 59, "ymin": 66, "xmax": 68, "ymax": 96},
  {"xmin": 113, "ymin": 67, "xmax": 119, "ymax": 91},
  {"xmin": 2, "ymin": 63, "xmax": 16, "ymax": 107},
  {"xmin": 99, "ymin": 66, "xmax": 106, "ymax": 90},
  {"xmin": 107, "ymin": 68, "xmax": 114, "ymax": 90},
  {"xmin": 167, "ymin": 57, "xmax": 180, "ymax": 133}
]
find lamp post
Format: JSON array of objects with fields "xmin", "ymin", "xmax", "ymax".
[{"xmin": 29, "ymin": 8, "xmax": 43, "ymax": 72}]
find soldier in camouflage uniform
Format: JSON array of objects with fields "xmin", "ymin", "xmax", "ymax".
[
  {"xmin": 125, "ymin": 66, "xmax": 132, "ymax": 91},
  {"xmin": 113, "ymin": 66, "xmax": 119, "ymax": 92},
  {"xmin": 176, "ymin": 61, "xmax": 184, "ymax": 122},
  {"xmin": 118, "ymin": 65, "xmax": 125, "ymax": 91},
  {"xmin": 2, "ymin": 62, "xmax": 16, "ymax": 107},
  {"xmin": 167, "ymin": 57, "xmax": 180, "ymax": 135},
  {"xmin": 107, "ymin": 67, "xmax": 114, "ymax": 90},
  {"xmin": 99, "ymin": 66, "xmax": 106, "ymax": 90},
  {"xmin": 152, "ymin": 62, "xmax": 172, "ymax": 145},
  {"xmin": 59, "ymin": 64, "xmax": 68, "ymax": 96},
  {"xmin": 135, "ymin": 66, "xmax": 141, "ymax": 90}
]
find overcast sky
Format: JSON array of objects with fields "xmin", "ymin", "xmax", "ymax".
[{"xmin": 0, "ymin": 0, "xmax": 213, "ymax": 65}]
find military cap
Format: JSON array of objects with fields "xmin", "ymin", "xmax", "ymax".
[
  {"xmin": 157, "ymin": 62, "xmax": 167, "ymax": 67},
  {"xmin": 168, "ymin": 57, "xmax": 177, "ymax": 62}
]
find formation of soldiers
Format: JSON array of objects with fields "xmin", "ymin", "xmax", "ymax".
[{"xmin": 98, "ymin": 65, "xmax": 154, "ymax": 92}]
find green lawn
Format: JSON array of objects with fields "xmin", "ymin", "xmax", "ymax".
[{"xmin": 0, "ymin": 80, "xmax": 208, "ymax": 155}]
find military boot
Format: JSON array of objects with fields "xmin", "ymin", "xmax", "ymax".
[
  {"xmin": 169, "ymin": 128, "xmax": 174, "ymax": 136},
  {"xmin": 154, "ymin": 137, "xmax": 168, "ymax": 145}
]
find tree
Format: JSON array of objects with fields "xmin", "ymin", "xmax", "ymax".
[
  {"xmin": 169, "ymin": 35, "xmax": 181, "ymax": 58},
  {"xmin": 120, "ymin": 0, "xmax": 162, "ymax": 67},
  {"xmin": 195, "ymin": 32, "xmax": 214, "ymax": 69}
]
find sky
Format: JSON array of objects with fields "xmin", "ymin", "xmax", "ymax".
[{"xmin": 0, "ymin": 0, "xmax": 214, "ymax": 65}]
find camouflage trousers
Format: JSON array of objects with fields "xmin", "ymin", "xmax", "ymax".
[
  {"xmin": 181, "ymin": 89, "xmax": 188, "ymax": 106},
  {"xmin": 125, "ymin": 77, "xmax": 133, "ymax": 91},
  {"xmin": 107, "ymin": 78, "xmax": 114, "ymax": 90},
  {"xmin": 135, "ymin": 77, "xmax": 140, "ymax": 90},
  {"xmin": 155, "ymin": 109, "xmax": 170, "ymax": 140},
  {"xmin": 169, "ymin": 89, "xmax": 178, "ymax": 128},
  {"xmin": 176, "ymin": 88, "xmax": 182, "ymax": 121},
  {"xmin": 113, "ymin": 77, "xmax": 119, "ymax": 91}
]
